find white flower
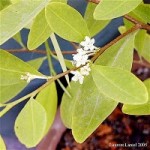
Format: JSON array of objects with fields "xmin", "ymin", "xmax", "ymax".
[
  {"xmin": 76, "ymin": 48, "xmax": 87, "ymax": 55},
  {"xmin": 80, "ymin": 64, "xmax": 91, "ymax": 76},
  {"xmin": 71, "ymin": 71, "xmax": 84, "ymax": 84},
  {"xmin": 71, "ymin": 36, "xmax": 97, "ymax": 84},
  {"xmin": 80, "ymin": 36, "xmax": 96, "ymax": 51},
  {"xmin": 73, "ymin": 53, "xmax": 88, "ymax": 67},
  {"xmin": 21, "ymin": 72, "xmax": 51, "ymax": 83}
]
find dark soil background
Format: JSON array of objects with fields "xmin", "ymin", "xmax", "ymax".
[{"xmin": 57, "ymin": 54, "xmax": 150, "ymax": 150}]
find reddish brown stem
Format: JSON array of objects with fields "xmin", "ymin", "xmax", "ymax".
[
  {"xmin": 91, "ymin": 25, "xmax": 140, "ymax": 62},
  {"xmin": 133, "ymin": 60, "xmax": 150, "ymax": 68},
  {"xmin": 86, "ymin": 0, "xmax": 100, "ymax": 4},
  {"xmin": 7, "ymin": 49, "xmax": 77, "ymax": 55},
  {"xmin": 124, "ymin": 15, "xmax": 150, "ymax": 31}
]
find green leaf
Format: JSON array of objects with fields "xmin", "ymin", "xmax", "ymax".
[
  {"xmin": 61, "ymin": 33, "xmax": 136, "ymax": 142},
  {"xmin": 92, "ymin": 65, "xmax": 148, "ymax": 105},
  {"xmin": 36, "ymin": 83, "xmax": 57, "ymax": 135},
  {"xmin": 10, "ymin": 0, "xmax": 20, "ymax": 4},
  {"xmin": 61, "ymin": 81, "xmax": 81, "ymax": 128},
  {"xmin": 118, "ymin": 26, "xmax": 127, "ymax": 34},
  {"xmin": 15, "ymin": 99, "xmax": 47, "ymax": 148},
  {"xmin": 72, "ymin": 76, "xmax": 118, "ymax": 143},
  {"xmin": 61, "ymin": 76, "xmax": 117, "ymax": 131},
  {"xmin": 0, "ymin": 0, "xmax": 11, "ymax": 11},
  {"xmin": 45, "ymin": 2, "xmax": 90, "ymax": 42},
  {"xmin": 65, "ymin": 59, "xmax": 73, "ymax": 69},
  {"xmin": 134, "ymin": 31, "xmax": 150, "ymax": 62},
  {"xmin": 133, "ymin": 4, "xmax": 150, "ymax": 23},
  {"xmin": 134, "ymin": 30, "xmax": 147, "ymax": 54},
  {"xmin": 0, "ymin": 50, "xmax": 42, "ymax": 103},
  {"xmin": 0, "ymin": 135, "xmax": 6, "ymax": 150},
  {"xmin": 84, "ymin": 3, "xmax": 110, "ymax": 37},
  {"xmin": 122, "ymin": 79, "xmax": 150, "ymax": 115},
  {"xmin": 94, "ymin": 0, "xmax": 142, "ymax": 20},
  {"xmin": 27, "ymin": 9, "xmax": 52, "ymax": 50},
  {"xmin": 140, "ymin": 34, "xmax": 150, "ymax": 62},
  {"xmin": 27, "ymin": 57, "xmax": 46, "ymax": 70},
  {"xmin": 95, "ymin": 33, "xmax": 136, "ymax": 71},
  {"xmin": 0, "ymin": 0, "xmax": 49, "ymax": 44},
  {"xmin": 13, "ymin": 32, "xmax": 25, "ymax": 48}
]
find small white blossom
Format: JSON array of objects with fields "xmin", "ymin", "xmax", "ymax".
[
  {"xmin": 71, "ymin": 71, "xmax": 84, "ymax": 84},
  {"xmin": 72, "ymin": 53, "xmax": 88, "ymax": 67},
  {"xmin": 80, "ymin": 36, "xmax": 96, "ymax": 51},
  {"xmin": 80, "ymin": 64, "xmax": 91, "ymax": 76},
  {"xmin": 21, "ymin": 72, "xmax": 51, "ymax": 83},
  {"xmin": 71, "ymin": 36, "xmax": 97, "ymax": 84},
  {"xmin": 76, "ymin": 48, "xmax": 87, "ymax": 55}
]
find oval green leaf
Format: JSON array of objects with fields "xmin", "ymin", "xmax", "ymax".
[
  {"xmin": 45, "ymin": 2, "xmax": 90, "ymax": 42},
  {"xmin": 122, "ymin": 79, "xmax": 150, "ymax": 115},
  {"xmin": 36, "ymin": 83, "xmax": 57, "ymax": 135},
  {"xmin": 15, "ymin": 99, "xmax": 47, "ymax": 148},
  {"xmin": 61, "ymin": 81, "xmax": 81, "ymax": 128},
  {"xmin": 61, "ymin": 76, "xmax": 118, "ymax": 143},
  {"xmin": 134, "ymin": 30, "xmax": 147, "ymax": 54},
  {"xmin": 94, "ymin": 0, "xmax": 142, "ymax": 20},
  {"xmin": 72, "ymin": 76, "xmax": 118, "ymax": 143},
  {"xmin": 0, "ymin": 50, "xmax": 42, "ymax": 103},
  {"xmin": 84, "ymin": 3, "xmax": 110, "ymax": 37},
  {"xmin": 0, "ymin": 0, "xmax": 11, "ymax": 11},
  {"xmin": 92, "ymin": 65, "xmax": 148, "ymax": 105},
  {"xmin": 133, "ymin": 4, "xmax": 150, "ymax": 23},
  {"xmin": 27, "ymin": 56, "xmax": 46, "ymax": 70},
  {"xmin": 0, "ymin": 0, "xmax": 49, "ymax": 44},
  {"xmin": 140, "ymin": 34, "xmax": 150, "ymax": 62},
  {"xmin": 27, "ymin": 9, "xmax": 52, "ymax": 50},
  {"xmin": 95, "ymin": 33, "xmax": 136, "ymax": 70}
]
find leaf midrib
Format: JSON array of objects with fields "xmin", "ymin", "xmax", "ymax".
[
  {"xmin": 47, "ymin": 7, "xmax": 84, "ymax": 39},
  {"xmin": 95, "ymin": 1, "xmax": 140, "ymax": 19},
  {"xmin": 96, "ymin": 69, "xmax": 142, "ymax": 103}
]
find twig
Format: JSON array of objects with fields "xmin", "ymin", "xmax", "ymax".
[
  {"xmin": 7, "ymin": 49, "xmax": 77, "ymax": 55},
  {"xmin": 91, "ymin": 25, "xmax": 140, "ymax": 62},
  {"xmin": 70, "ymin": 42, "xmax": 79, "ymax": 49},
  {"xmin": 133, "ymin": 60, "xmax": 150, "ymax": 68},
  {"xmin": 124, "ymin": 15, "xmax": 150, "ymax": 31},
  {"xmin": 86, "ymin": 0, "xmax": 100, "ymax": 4}
]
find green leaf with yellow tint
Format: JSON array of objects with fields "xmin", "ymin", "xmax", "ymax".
[
  {"xmin": 27, "ymin": 9, "xmax": 52, "ymax": 50},
  {"xmin": 27, "ymin": 57, "xmax": 46, "ymax": 70},
  {"xmin": 0, "ymin": 0, "xmax": 49, "ymax": 44},
  {"xmin": 94, "ymin": 0, "xmax": 142, "ymax": 20},
  {"xmin": 92, "ymin": 65, "xmax": 148, "ymax": 105},
  {"xmin": 122, "ymin": 79, "xmax": 150, "ymax": 115},
  {"xmin": 84, "ymin": 3, "xmax": 110, "ymax": 37},
  {"xmin": 46, "ymin": 2, "xmax": 90, "ymax": 42},
  {"xmin": 71, "ymin": 75, "xmax": 118, "ymax": 143},
  {"xmin": 95, "ymin": 33, "xmax": 136, "ymax": 71},
  {"xmin": 15, "ymin": 99, "xmax": 47, "ymax": 148},
  {"xmin": 0, "ymin": 50, "xmax": 42, "ymax": 103},
  {"xmin": 36, "ymin": 83, "xmax": 57, "ymax": 135}
]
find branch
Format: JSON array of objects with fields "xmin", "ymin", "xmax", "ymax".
[
  {"xmin": 7, "ymin": 49, "xmax": 77, "ymax": 55},
  {"xmin": 133, "ymin": 60, "xmax": 150, "ymax": 68},
  {"xmin": 91, "ymin": 25, "xmax": 140, "ymax": 62},
  {"xmin": 86, "ymin": 0, "xmax": 100, "ymax": 4},
  {"xmin": 124, "ymin": 15, "xmax": 150, "ymax": 31}
]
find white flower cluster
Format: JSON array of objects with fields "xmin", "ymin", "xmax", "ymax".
[{"xmin": 71, "ymin": 36, "xmax": 97, "ymax": 84}]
